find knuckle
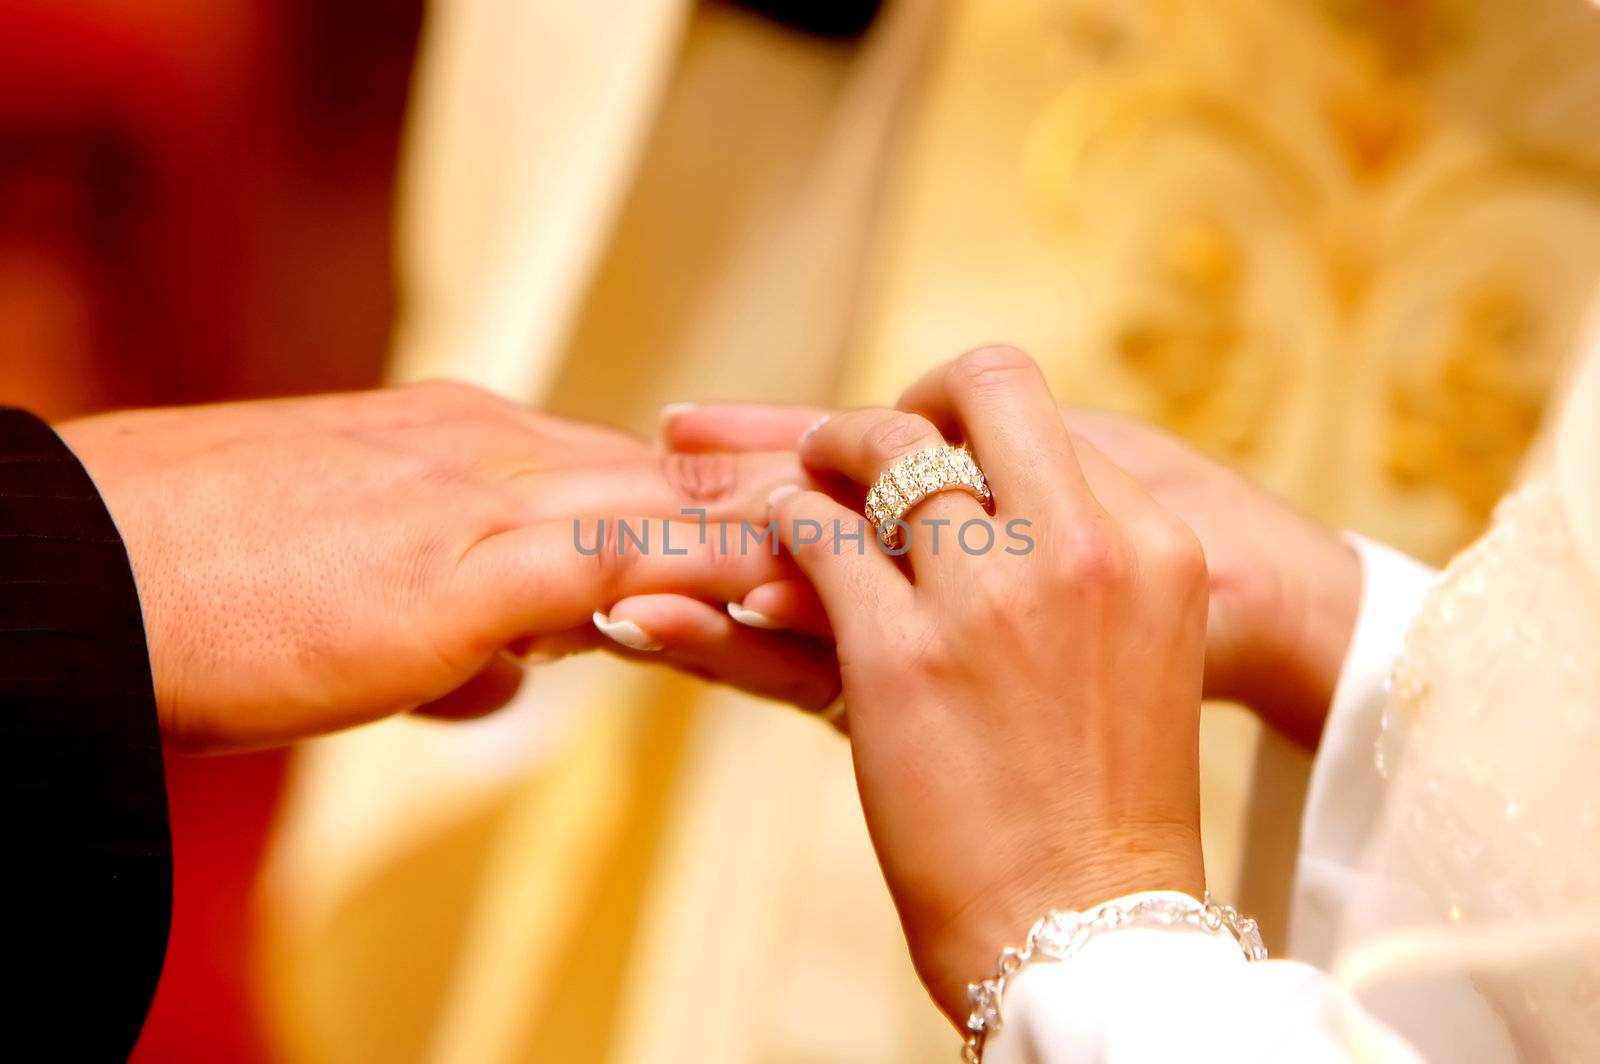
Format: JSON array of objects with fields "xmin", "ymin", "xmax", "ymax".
[
  {"xmin": 1141, "ymin": 517, "xmax": 1207, "ymax": 581},
  {"xmin": 1057, "ymin": 526, "xmax": 1130, "ymax": 588},
  {"xmin": 950, "ymin": 345, "xmax": 1036, "ymax": 393},
  {"xmin": 661, "ymin": 451, "xmax": 739, "ymax": 502},
  {"xmin": 861, "ymin": 414, "xmax": 936, "ymax": 466},
  {"xmin": 784, "ymin": 495, "xmax": 835, "ymax": 557},
  {"xmin": 583, "ymin": 517, "xmax": 639, "ymax": 595},
  {"xmin": 399, "ymin": 529, "xmax": 455, "ymax": 605},
  {"xmin": 401, "ymin": 379, "xmax": 510, "ymax": 424}
]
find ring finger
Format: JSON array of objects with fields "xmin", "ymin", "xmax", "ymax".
[{"xmin": 800, "ymin": 408, "xmax": 988, "ymax": 573}]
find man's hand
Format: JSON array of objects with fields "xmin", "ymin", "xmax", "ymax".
[
  {"xmin": 57, "ymin": 381, "xmax": 819, "ymax": 751},
  {"xmin": 640, "ymin": 399, "xmax": 1361, "ymax": 748}
]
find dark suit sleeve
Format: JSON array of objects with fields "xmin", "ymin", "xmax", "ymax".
[{"xmin": 0, "ymin": 408, "xmax": 171, "ymax": 1060}]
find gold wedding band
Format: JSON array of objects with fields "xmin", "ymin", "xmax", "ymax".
[{"xmin": 864, "ymin": 444, "xmax": 994, "ymax": 550}]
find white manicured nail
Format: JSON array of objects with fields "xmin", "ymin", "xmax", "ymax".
[
  {"xmin": 592, "ymin": 610, "xmax": 663, "ymax": 652},
  {"xmin": 659, "ymin": 402, "xmax": 696, "ymax": 426},
  {"xmin": 800, "ymin": 414, "xmax": 830, "ymax": 445},
  {"xmin": 767, "ymin": 484, "xmax": 800, "ymax": 511},
  {"xmin": 727, "ymin": 601, "xmax": 781, "ymax": 629}
]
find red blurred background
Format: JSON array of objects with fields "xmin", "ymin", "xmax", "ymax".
[{"xmin": 0, "ymin": 2, "xmax": 423, "ymax": 1058}]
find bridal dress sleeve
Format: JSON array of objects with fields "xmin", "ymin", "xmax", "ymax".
[
  {"xmin": 983, "ymin": 537, "xmax": 1437, "ymax": 1064},
  {"xmin": 990, "ymin": 337, "xmax": 1600, "ymax": 1062},
  {"xmin": 1290, "ymin": 536, "xmax": 1438, "ymax": 967},
  {"xmin": 0, "ymin": 409, "xmax": 171, "ymax": 1058}
]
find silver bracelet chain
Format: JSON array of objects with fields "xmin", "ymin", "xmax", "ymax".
[{"xmin": 961, "ymin": 891, "xmax": 1268, "ymax": 1063}]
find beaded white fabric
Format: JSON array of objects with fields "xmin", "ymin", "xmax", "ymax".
[{"xmin": 1341, "ymin": 346, "xmax": 1600, "ymax": 1059}]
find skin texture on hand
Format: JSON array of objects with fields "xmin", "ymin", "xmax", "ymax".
[
  {"xmin": 763, "ymin": 347, "xmax": 1210, "ymax": 1025},
  {"xmin": 56, "ymin": 381, "xmax": 809, "ymax": 752},
  {"xmin": 652, "ymin": 398, "xmax": 1362, "ymax": 748}
]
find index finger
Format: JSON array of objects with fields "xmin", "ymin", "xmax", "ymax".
[
  {"xmin": 454, "ymin": 517, "xmax": 798, "ymax": 647},
  {"xmin": 660, "ymin": 402, "xmax": 832, "ymax": 454}
]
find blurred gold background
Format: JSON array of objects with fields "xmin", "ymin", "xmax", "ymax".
[{"xmin": 6, "ymin": 1, "xmax": 1600, "ymax": 1061}]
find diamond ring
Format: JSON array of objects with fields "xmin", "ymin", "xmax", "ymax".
[{"xmin": 863, "ymin": 444, "xmax": 994, "ymax": 551}]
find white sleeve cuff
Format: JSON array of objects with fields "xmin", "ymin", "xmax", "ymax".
[
  {"xmin": 983, "ymin": 890, "xmax": 1244, "ymax": 1064},
  {"xmin": 984, "ymin": 890, "xmax": 1421, "ymax": 1064},
  {"xmin": 1289, "ymin": 534, "xmax": 1435, "ymax": 966}
]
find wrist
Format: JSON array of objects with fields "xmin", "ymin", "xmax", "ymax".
[{"xmin": 916, "ymin": 824, "xmax": 1205, "ymax": 1027}]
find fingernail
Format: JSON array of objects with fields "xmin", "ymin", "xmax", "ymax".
[
  {"xmin": 592, "ymin": 610, "xmax": 663, "ymax": 652},
  {"xmin": 799, "ymin": 414, "xmax": 830, "ymax": 445},
  {"xmin": 727, "ymin": 601, "xmax": 782, "ymax": 630},
  {"xmin": 767, "ymin": 484, "xmax": 800, "ymax": 511},
  {"xmin": 659, "ymin": 402, "xmax": 696, "ymax": 426}
]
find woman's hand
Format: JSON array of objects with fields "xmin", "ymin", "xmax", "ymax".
[
  {"xmin": 763, "ymin": 346, "xmax": 1209, "ymax": 1024},
  {"xmin": 649, "ymin": 395, "xmax": 1360, "ymax": 748},
  {"xmin": 1045, "ymin": 409, "xmax": 1359, "ymax": 748},
  {"xmin": 57, "ymin": 382, "xmax": 817, "ymax": 751}
]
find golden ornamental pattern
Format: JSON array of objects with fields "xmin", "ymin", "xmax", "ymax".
[{"xmin": 1020, "ymin": 0, "xmax": 1600, "ymax": 556}]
